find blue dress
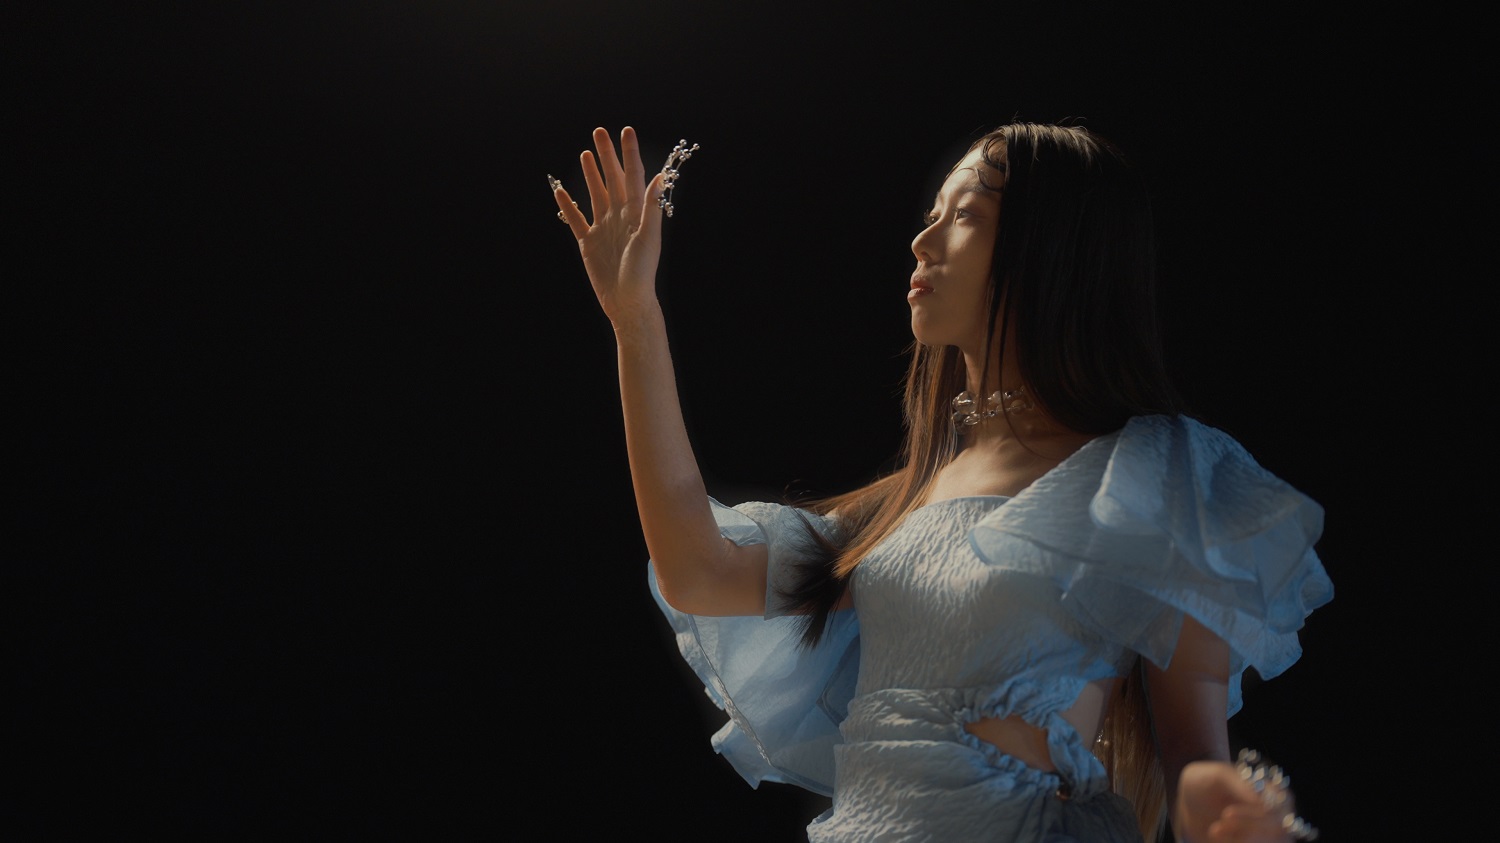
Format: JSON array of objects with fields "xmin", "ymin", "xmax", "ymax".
[{"xmin": 649, "ymin": 415, "xmax": 1333, "ymax": 842}]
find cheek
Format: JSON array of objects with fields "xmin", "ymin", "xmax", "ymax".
[{"xmin": 956, "ymin": 232, "xmax": 994, "ymax": 270}]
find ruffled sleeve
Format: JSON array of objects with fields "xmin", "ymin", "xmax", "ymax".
[
  {"xmin": 647, "ymin": 497, "xmax": 859, "ymax": 796},
  {"xmin": 967, "ymin": 414, "xmax": 1333, "ymax": 717}
]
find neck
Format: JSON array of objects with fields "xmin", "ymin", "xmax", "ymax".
[
  {"xmin": 950, "ymin": 383, "xmax": 1087, "ymax": 455},
  {"xmin": 954, "ymin": 342, "xmax": 1086, "ymax": 451}
]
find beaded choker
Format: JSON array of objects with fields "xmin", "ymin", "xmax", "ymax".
[{"xmin": 951, "ymin": 387, "xmax": 1033, "ymax": 434}]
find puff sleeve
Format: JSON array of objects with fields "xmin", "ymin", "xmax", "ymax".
[
  {"xmin": 648, "ymin": 498, "xmax": 860, "ymax": 795},
  {"xmin": 967, "ymin": 415, "xmax": 1332, "ymax": 716}
]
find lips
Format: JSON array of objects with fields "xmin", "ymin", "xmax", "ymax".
[{"xmin": 908, "ymin": 275, "xmax": 933, "ymax": 300}]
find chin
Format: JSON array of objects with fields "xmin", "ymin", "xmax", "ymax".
[
  {"xmin": 909, "ymin": 322, "xmax": 934, "ymax": 347},
  {"xmin": 909, "ymin": 319, "xmax": 951, "ymax": 349}
]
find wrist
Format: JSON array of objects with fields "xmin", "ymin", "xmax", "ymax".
[{"xmin": 610, "ymin": 300, "xmax": 667, "ymax": 343}]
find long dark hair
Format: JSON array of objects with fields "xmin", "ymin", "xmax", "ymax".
[{"xmin": 780, "ymin": 121, "xmax": 1186, "ymax": 841}]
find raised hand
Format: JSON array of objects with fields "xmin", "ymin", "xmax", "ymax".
[{"xmin": 552, "ymin": 126, "xmax": 665, "ymax": 325}]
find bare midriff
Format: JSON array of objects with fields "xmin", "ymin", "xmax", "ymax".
[{"xmin": 962, "ymin": 677, "xmax": 1118, "ymax": 772}]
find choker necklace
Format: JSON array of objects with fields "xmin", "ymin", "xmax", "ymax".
[{"xmin": 951, "ymin": 387, "xmax": 1033, "ymax": 434}]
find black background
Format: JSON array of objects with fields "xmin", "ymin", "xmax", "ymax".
[{"xmin": 10, "ymin": 1, "xmax": 1483, "ymax": 839}]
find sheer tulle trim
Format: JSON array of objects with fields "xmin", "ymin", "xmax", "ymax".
[
  {"xmin": 968, "ymin": 415, "xmax": 1333, "ymax": 715},
  {"xmin": 647, "ymin": 499, "xmax": 856, "ymax": 795}
]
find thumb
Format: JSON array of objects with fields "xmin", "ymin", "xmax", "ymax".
[{"xmin": 640, "ymin": 171, "xmax": 667, "ymax": 239}]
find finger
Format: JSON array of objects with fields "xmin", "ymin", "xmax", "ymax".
[
  {"xmin": 620, "ymin": 125, "xmax": 647, "ymax": 216},
  {"xmin": 638, "ymin": 171, "xmax": 666, "ymax": 241},
  {"xmin": 552, "ymin": 183, "xmax": 588, "ymax": 239},
  {"xmin": 593, "ymin": 126, "xmax": 628, "ymax": 208},
  {"xmin": 580, "ymin": 149, "xmax": 608, "ymax": 219}
]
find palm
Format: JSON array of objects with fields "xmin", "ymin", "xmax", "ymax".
[{"xmin": 554, "ymin": 126, "xmax": 664, "ymax": 323}]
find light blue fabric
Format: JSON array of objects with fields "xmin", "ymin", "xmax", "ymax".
[
  {"xmin": 648, "ymin": 414, "xmax": 1333, "ymax": 842},
  {"xmin": 648, "ymin": 500, "xmax": 859, "ymax": 795}
]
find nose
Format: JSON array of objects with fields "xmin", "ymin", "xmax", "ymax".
[{"xmin": 912, "ymin": 221, "xmax": 938, "ymax": 263}]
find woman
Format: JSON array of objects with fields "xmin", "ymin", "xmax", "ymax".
[{"xmin": 551, "ymin": 123, "xmax": 1331, "ymax": 842}]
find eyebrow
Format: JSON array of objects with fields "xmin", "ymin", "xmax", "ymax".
[
  {"xmin": 933, "ymin": 182, "xmax": 1001, "ymax": 206},
  {"xmin": 958, "ymin": 182, "xmax": 1000, "ymax": 197},
  {"xmin": 928, "ymin": 164, "xmax": 1006, "ymax": 212}
]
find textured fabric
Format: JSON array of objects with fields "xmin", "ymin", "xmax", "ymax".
[
  {"xmin": 648, "ymin": 414, "xmax": 1333, "ymax": 842},
  {"xmin": 650, "ymin": 501, "xmax": 859, "ymax": 794}
]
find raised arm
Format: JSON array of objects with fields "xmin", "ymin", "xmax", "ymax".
[{"xmin": 553, "ymin": 126, "xmax": 768, "ymax": 617}]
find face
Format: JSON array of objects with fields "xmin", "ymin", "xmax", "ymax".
[{"xmin": 907, "ymin": 143, "xmax": 1005, "ymax": 353}]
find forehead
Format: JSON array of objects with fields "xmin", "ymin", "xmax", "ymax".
[{"xmin": 940, "ymin": 144, "xmax": 1005, "ymax": 193}]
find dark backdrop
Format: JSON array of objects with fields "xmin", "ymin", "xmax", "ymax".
[{"xmin": 11, "ymin": 1, "xmax": 1481, "ymax": 839}]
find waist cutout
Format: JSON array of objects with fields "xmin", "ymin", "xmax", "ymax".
[{"xmin": 965, "ymin": 714, "xmax": 1055, "ymax": 772}]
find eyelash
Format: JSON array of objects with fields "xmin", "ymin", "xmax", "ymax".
[{"xmin": 922, "ymin": 208, "xmax": 970, "ymax": 226}]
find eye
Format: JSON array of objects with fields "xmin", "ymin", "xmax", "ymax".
[{"xmin": 921, "ymin": 206, "xmax": 975, "ymax": 227}]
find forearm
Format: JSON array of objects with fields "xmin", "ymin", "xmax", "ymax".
[
  {"xmin": 554, "ymin": 127, "xmax": 760, "ymax": 614},
  {"xmin": 1146, "ymin": 615, "xmax": 1266, "ymax": 840},
  {"xmin": 614, "ymin": 304, "xmax": 765, "ymax": 615},
  {"xmin": 1147, "ymin": 664, "xmax": 1231, "ymax": 821}
]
